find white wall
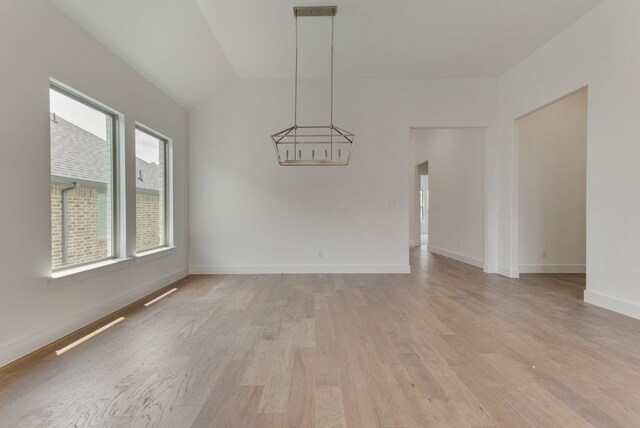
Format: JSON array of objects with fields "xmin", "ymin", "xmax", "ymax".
[
  {"xmin": 0, "ymin": 0, "xmax": 189, "ymax": 367},
  {"xmin": 496, "ymin": 0, "xmax": 640, "ymax": 318},
  {"xmin": 410, "ymin": 128, "xmax": 485, "ymax": 268},
  {"xmin": 517, "ymin": 89, "xmax": 587, "ymax": 273},
  {"xmin": 189, "ymin": 78, "xmax": 497, "ymax": 274}
]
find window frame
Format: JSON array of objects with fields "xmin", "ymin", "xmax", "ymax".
[
  {"xmin": 49, "ymin": 80, "xmax": 123, "ymax": 274},
  {"xmin": 134, "ymin": 123, "xmax": 173, "ymax": 255}
]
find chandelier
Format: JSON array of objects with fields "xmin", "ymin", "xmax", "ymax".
[{"xmin": 271, "ymin": 6, "xmax": 355, "ymax": 166}]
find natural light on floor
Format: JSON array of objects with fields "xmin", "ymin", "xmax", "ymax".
[
  {"xmin": 144, "ymin": 288, "xmax": 178, "ymax": 307},
  {"xmin": 55, "ymin": 317, "xmax": 125, "ymax": 356}
]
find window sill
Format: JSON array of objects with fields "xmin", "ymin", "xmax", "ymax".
[
  {"xmin": 134, "ymin": 246, "xmax": 177, "ymax": 264},
  {"xmin": 49, "ymin": 258, "xmax": 132, "ymax": 288}
]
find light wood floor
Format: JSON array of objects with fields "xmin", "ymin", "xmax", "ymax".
[{"xmin": 2, "ymin": 249, "xmax": 640, "ymax": 427}]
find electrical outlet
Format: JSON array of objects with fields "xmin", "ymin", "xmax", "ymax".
[
  {"xmin": 317, "ymin": 250, "xmax": 323, "ymax": 258},
  {"xmin": 388, "ymin": 201, "xmax": 396, "ymax": 209},
  {"xmin": 542, "ymin": 250, "xmax": 547, "ymax": 258}
]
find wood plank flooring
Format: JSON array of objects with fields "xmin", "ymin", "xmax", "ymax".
[{"xmin": 2, "ymin": 248, "xmax": 640, "ymax": 427}]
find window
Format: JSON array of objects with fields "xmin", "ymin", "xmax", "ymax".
[
  {"xmin": 135, "ymin": 127, "xmax": 169, "ymax": 253},
  {"xmin": 50, "ymin": 84, "xmax": 117, "ymax": 271}
]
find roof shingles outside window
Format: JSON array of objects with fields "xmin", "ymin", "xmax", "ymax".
[{"xmin": 50, "ymin": 114, "xmax": 162, "ymax": 193}]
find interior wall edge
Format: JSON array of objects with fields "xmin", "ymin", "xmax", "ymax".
[
  {"xmin": 483, "ymin": 264, "xmax": 498, "ymax": 274},
  {"xmin": 584, "ymin": 290, "xmax": 640, "ymax": 321},
  {"xmin": 427, "ymin": 246, "xmax": 484, "ymax": 269},
  {"xmin": 519, "ymin": 265, "xmax": 586, "ymax": 274},
  {"xmin": 497, "ymin": 265, "xmax": 520, "ymax": 279}
]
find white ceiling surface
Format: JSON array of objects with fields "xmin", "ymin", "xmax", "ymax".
[
  {"xmin": 50, "ymin": 0, "xmax": 237, "ymax": 108},
  {"xmin": 50, "ymin": 0, "xmax": 603, "ymax": 108},
  {"xmin": 199, "ymin": 0, "xmax": 603, "ymax": 80}
]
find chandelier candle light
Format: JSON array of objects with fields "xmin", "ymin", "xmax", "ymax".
[{"xmin": 271, "ymin": 6, "xmax": 355, "ymax": 166}]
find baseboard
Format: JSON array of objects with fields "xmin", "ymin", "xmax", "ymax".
[
  {"xmin": 427, "ymin": 245, "xmax": 484, "ymax": 269},
  {"xmin": 584, "ymin": 290, "xmax": 640, "ymax": 320},
  {"xmin": 483, "ymin": 264, "xmax": 498, "ymax": 274},
  {"xmin": 519, "ymin": 264, "xmax": 586, "ymax": 274},
  {"xmin": 189, "ymin": 264, "xmax": 411, "ymax": 274},
  {"xmin": 0, "ymin": 267, "xmax": 188, "ymax": 369},
  {"xmin": 498, "ymin": 265, "xmax": 520, "ymax": 278}
]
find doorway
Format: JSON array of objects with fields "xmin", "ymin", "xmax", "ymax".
[
  {"xmin": 409, "ymin": 128, "xmax": 486, "ymax": 269},
  {"xmin": 516, "ymin": 88, "xmax": 588, "ymax": 274}
]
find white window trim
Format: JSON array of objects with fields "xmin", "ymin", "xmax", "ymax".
[
  {"xmin": 134, "ymin": 122, "xmax": 174, "ymax": 255},
  {"xmin": 134, "ymin": 246, "xmax": 178, "ymax": 264},
  {"xmin": 48, "ymin": 258, "xmax": 132, "ymax": 288},
  {"xmin": 49, "ymin": 78, "xmax": 127, "ymax": 278}
]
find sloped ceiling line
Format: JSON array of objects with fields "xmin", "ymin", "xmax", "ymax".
[{"xmin": 50, "ymin": 0, "xmax": 603, "ymax": 108}]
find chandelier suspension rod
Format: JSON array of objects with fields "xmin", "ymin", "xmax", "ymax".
[
  {"xmin": 294, "ymin": 15, "xmax": 298, "ymax": 127},
  {"xmin": 294, "ymin": 15, "xmax": 299, "ymax": 159},
  {"xmin": 330, "ymin": 15, "xmax": 334, "ymax": 159},
  {"xmin": 293, "ymin": 13, "xmax": 334, "ymax": 127},
  {"xmin": 331, "ymin": 15, "xmax": 334, "ymax": 127}
]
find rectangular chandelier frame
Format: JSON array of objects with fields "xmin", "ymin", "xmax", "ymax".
[
  {"xmin": 270, "ymin": 5, "xmax": 355, "ymax": 166},
  {"xmin": 271, "ymin": 124, "xmax": 354, "ymax": 166}
]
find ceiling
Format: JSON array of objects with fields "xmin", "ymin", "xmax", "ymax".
[
  {"xmin": 50, "ymin": 0, "xmax": 237, "ymax": 108},
  {"xmin": 51, "ymin": 0, "xmax": 603, "ymax": 108}
]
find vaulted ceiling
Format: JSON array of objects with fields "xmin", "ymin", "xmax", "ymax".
[{"xmin": 50, "ymin": 0, "xmax": 604, "ymax": 108}]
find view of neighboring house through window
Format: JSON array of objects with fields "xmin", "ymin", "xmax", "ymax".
[
  {"xmin": 135, "ymin": 127, "xmax": 168, "ymax": 253},
  {"xmin": 49, "ymin": 85, "xmax": 116, "ymax": 270}
]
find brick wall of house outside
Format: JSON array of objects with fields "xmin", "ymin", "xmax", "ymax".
[
  {"xmin": 51, "ymin": 186, "xmax": 63, "ymax": 267},
  {"xmin": 136, "ymin": 192, "xmax": 164, "ymax": 252},
  {"xmin": 51, "ymin": 185, "xmax": 162, "ymax": 269},
  {"xmin": 51, "ymin": 185, "xmax": 109, "ymax": 269}
]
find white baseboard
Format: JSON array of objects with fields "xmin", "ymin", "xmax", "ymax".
[
  {"xmin": 427, "ymin": 245, "xmax": 484, "ymax": 269},
  {"xmin": 483, "ymin": 264, "xmax": 498, "ymax": 274},
  {"xmin": 584, "ymin": 290, "xmax": 640, "ymax": 319},
  {"xmin": 498, "ymin": 265, "xmax": 520, "ymax": 278},
  {"xmin": 584, "ymin": 290, "xmax": 640, "ymax": 320},
  {"xmin": 0, "ymin": 267, "xmax": 188, "ymax": 369},
  {"xmin": 189, "ymin": 264, "xmax": 411, "ymax": 274},
  {"xmin": 519, "ymin": 264, "xmax": 586, "ymax": 274}
]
